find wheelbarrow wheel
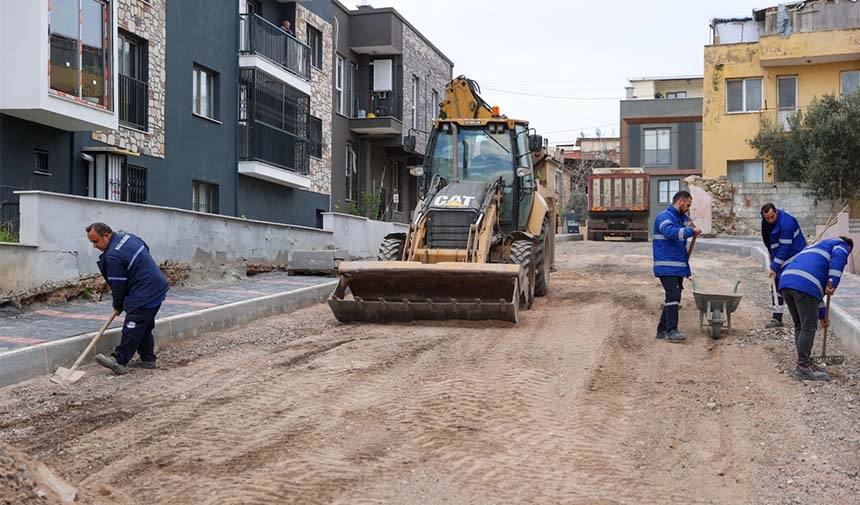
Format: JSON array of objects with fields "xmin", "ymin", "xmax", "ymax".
[{"xmin": 710, "ymin": 309, "xmax": 723, "ymax": 339}]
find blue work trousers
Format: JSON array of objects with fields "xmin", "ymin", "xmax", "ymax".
[
  {"xmin": 657, "ymin": 276, "xmax": 684, "ymax": 334},
  {"xmin": 115, "ymin": 304, "xmax": 161, "ymax": 365},
  {"xmin": 780, "ymin": 288, "xmax": 820, "ymax": 368}
]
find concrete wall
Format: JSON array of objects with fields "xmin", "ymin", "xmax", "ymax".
[
  {"xmin": 1, "ymin": 191, "xmax": 334, "ymax": 297},
  {"xmin": 323, "ymin": 211, "xmax": 408, "ymax": 259},
  {"xmin": 731, "ymin": 182, "xmax": 842, "ymax": 236}
]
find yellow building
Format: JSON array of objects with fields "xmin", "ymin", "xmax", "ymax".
[{"xmin": 703, "ymin": 1, "xmax": 860, "ymax": 181}]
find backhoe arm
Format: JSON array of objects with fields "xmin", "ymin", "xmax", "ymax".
[{"xmin": 440, "ymin": 76, "xmax": 495, "ymax": 119}]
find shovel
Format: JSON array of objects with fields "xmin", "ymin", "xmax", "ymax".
[
  {"xmin": 812, "ymin": 281, "xmax": 845, "ymax": 366},
  {"xmin": 51, "ymin": 310, "xmax": 119, "ymax": 385},
  {"xmin": 768, "ymin": 278, "xmax": 786, "ymax": 315}
]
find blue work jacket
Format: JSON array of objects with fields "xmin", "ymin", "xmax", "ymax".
[
  {"xmin": 778, "ymin": 238, "xmax": 851, "ymax": 304},
  {"xmin": 762, "ymin": 209, "xmax": 806, "ymax": 272},
  {"xmin": 652, "ymin": 205, "xmax": 694, "ymax": 278},
  {"xmin": 97, "ymin": 232, "xmax": 169, "ymax": 313}
]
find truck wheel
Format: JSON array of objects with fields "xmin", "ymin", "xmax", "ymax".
[
  {"xmin": 378, "ymin": 237, "xmax": 405, "ymax": 261},
  {"xmin": 509, "ymin": 239, "xmax": 535, "ymax": 309},
  {"xmin": 534, "ymin": 216, "xmax": 550, "ymax": 297}
]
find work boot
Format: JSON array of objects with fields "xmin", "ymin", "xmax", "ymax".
[
  {"xmin": 130, "ymin": 359, "xmax": 157, "ymax": 369},
  {"xmin": 656, "ymin": 330, "xmax": 667, "ymax": 340},
  {"xmin": 664, "ymin": 329, "xmax": 687, "ymax": 343},
  {"xmin": 765, "ymin": 318, "xmax": 784, "ymax": 329},
  {"xmin": 95, "ymin": 353, "xmax": 129, "ymax": 375},
  {"xmin": 792, "ymin": 366, "xmax": 829, "ymax": 381}
]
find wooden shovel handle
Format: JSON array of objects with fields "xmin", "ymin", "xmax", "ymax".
[
  {"xmin": 822, "ymin": 280, "xmax": 833, "ymax": 357},
  {"xmin": 69, "ymin": 310, "xmax": 119, "ymax": 371},
  {"xmin": 687, "ymin": 233, "xmax": 698, "ymax": 260}
]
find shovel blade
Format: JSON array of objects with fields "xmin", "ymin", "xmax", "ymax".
[
  {"xmin": 767, "ymin": 305, "xmax": 785, "ymax": 314},
  {"xmin": 50, "ymin": 367, "xmax": 85, "ymax": 385}
]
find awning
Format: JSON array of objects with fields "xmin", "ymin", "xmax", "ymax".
[{"xmin": 81, "ymin": 147, "xmax": 140, "ymax": 157}]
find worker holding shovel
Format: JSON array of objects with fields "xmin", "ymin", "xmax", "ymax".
[
  {"xmin": 86, "ymin": 223, "xmax": 169, "ymax": 375},
  {"xmin": 760, "ymin": 203, "xmax": 807, "ymax": 328},
  {"xmin": 653, "ymin": 190, "xmax": 702, "ymax": 343},
  {"xmin": 778, "ymin": 236, "xmax": 853, "ymax": 381}
]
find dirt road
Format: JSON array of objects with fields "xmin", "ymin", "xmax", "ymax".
[{"xmin": 2, "ymin": 241, "xmax": 859, "ymax": 504}]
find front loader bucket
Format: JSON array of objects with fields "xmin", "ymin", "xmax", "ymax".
[{"xmin": 328, "ymin": 261, "xmax": 523, "ymax": 323}]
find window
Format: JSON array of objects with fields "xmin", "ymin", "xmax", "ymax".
[
  {"xmin": 335, "ymin": 56, "xmax": 345, "ymax": 115},
  {"xmin": 192, "ymin": 180, "xmax": 219, "ymax": 214},
  {"xmin": 665, "ymin": 91, "xmax": 687, "ymax": 99},
  {"xmin": 840, "ymin": 71, "xmax": 860, "ymax": 98},
  {"xmin": 431, "ymin": 89, "xmax": 439, "ymax": 120},
  {"xmin": 658, "ymin": 180, "xmax": 680, "ymax": 204},
  {"xmin": 727, "ymin": 160, "xmax": 764, "ymax": 183},
  {"xmin": 193, "ymin": 65, "xmax": 218, "ymax": 119},
  {"xmin": 391, "ymin": 161, "xmax": 402, "ymax": 212},
  {"xmin": 309, "ymin": 116, "xmax": 322, "ymax": 158},
  {"xmin": 50, "ymin": 0, "xmax": 111, "ymax": 107},
  {"xmin": 555, "ymin": 169, "xmax": 562, "ymax": 194},
  {"xmin": 33, "ymin": 150, "xmax": 50, "ymax": 175},
  {"xmin": 118, "ymin": 31, "xmax": 148, "ymax": 130},
  {"xmin": 644, "ymin": 128, "xmax": 670, "ymax": 166},
  {"xmin": 346, "ymin": 143, "xmax": 358, "ymax": 202},
  {"xmin": 87, "ymin": 153, "xmax": 147, "ymax": 202},
  {"xmin": 777, "ymin": 76, "xmax": 797, "ymax": 131},
  {"xmin": 350, "ymin": 62, "xmax": 357, "ymax": 117},
  {"xmin": 307, "ymin": 25, "xmax": 323, "ymax": 70},
  {"xmin": 411, "ymin": 75, "xmax": 420, "ymax": 129},
  {"xmin": 727, "ymin": 78, "xmax": 763, "ymax": 112}
]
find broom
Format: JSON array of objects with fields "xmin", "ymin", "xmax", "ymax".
[{"xmin": 812, "ymin": 280, "xmax": 846, "ymax": 366}]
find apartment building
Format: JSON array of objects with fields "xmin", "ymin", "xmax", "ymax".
[
  {"xmin": 620, "ymin": 75, "xmax": 704, "ymax": 231},
  {"xmin": 0, "ymin": 0, "xmax": 450, "ymax": 235},
  {"xmin": 330, "ymin": 2, "xmax": 453, "ymax": 224},
  {"xmin": 703, "ymin": 0, "xmax": 860, "ymax": 182}
]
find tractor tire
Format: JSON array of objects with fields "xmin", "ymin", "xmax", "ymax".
[
  {"xmin": 534, "ymin": 216, "xmax": 550, "ymax": 297},
  {"xmin": 509, "ymin": 239, "xmax": 535, "ymax": 309},
  {"xmin": 377, "ymin": 236, "xmax": 405, "ymax": 261}
]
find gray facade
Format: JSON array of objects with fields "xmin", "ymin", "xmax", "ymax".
[{"xmin": 620, "ymin": 97, "xmax": 703, "ymax": 236}]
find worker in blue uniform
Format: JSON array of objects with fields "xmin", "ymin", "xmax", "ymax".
[
  {"xmin": 653, "ymin": 190, "xmax": 702, "ymax": 343},
  {"xmin": 761, "ymin": 203, "xmax": 806, "ymax": 328},
  {"xmin": 86, "ymin": 222, "xmax": 169, "ymax": 375},
  {"xmin": 778, "ymin": 236, "xmax": 853, "ymax": 381}
]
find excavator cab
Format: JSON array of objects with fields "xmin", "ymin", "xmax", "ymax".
[{"xmin": 328, "ymin": 76, "xmax": 553, "ymax": 324}]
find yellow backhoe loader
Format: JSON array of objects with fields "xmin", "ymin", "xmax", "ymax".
[{"xmin": 328, "ymin": 76, "xmax": 554, "ymax": 323}]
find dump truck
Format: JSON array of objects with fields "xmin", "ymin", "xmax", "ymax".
[
  {"xmin": 328, "ymin": 76, "xmax": 554, "ymax": 324},
  {"xmin": 586, "ymin": 168, "xmax": 649, "ymax": 241}
]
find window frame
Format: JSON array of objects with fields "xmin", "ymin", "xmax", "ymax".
[
  {"xmin": 431, "ymin": 89, "xmax": 439, "ymax": 120},
  {"xmin": 33, "ymin": 149, "xmax": 51, "ymax": 176},
  {"xmin": 665, "ymin": 91, "xmax": 687, "ymax": 99},
  {"xmin": 49, "ymin": 0, "xmax": 112, "ymax": 109},
  {"xmin": 307, "ymin": 25, "xmax": 323, "ymax": 70},
  {"xmin": 309, "ymin": 116, "xmax": 323, "ymax": 159},
  {"xmin": 726, "ymin": 77, "xmax": 763, "ymax": 113},
  {"xmin": 643, "ymin": 128, "xmax": 671, "ymax": 166},
  {"xmin": 840, "ymin": 70, "xmax": 860, "ymax": 98},
  {"xmin": 658, "ymin": 179, "xmax": 680, "ymax": 204},
  {"xmin": 391, "ymin": 160, "xmax": 402, "ymax": 212},
  {"xmin": 193, "ymin": 64, "xmax": 218, "ymax": 120},
  {"xmin": 118, "ymin": 29, "xmax": 148, "ymax": 130},
  {"xmin": 727, "ymin": 160, "xmax": 764, "ymax": 183},
  {"xmin": 411, "ymin": 75, "xmax": 420, "ymax": 129},
  {"xmin": 335, "ymin": 56, "xmax": 345, "ymax": 116},
  {"xmin": 192, "ymin": 179, "xmax": 219, "ymax": 214},
  {"xmin": 345, "ymin": 142, "xmax": 358, "ymax": 203}
]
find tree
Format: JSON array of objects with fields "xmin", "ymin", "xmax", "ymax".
[{"xmin": 749, "ymin": 90, "xmax": 860, "ymax": 201}]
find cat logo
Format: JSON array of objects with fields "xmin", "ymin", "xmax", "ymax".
[{"xmin": 433, "ymin": 195, "xmax": 476, "ymax": 207}]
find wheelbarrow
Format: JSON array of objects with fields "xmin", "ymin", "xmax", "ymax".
[{"xmin": 692, "ymin": 280, "xmax": 743, "ymax": 339}]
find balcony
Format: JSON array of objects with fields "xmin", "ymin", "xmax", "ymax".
[
  {"xmin": 757, "ymin": 3, "xmax": 860, "ymax": 67},
  {"xmin": 238, "ymin": 13, "xmax": 311, "ymax": 96},
  {"xmin": 237, "ymin": 69, "xmax": 311, "ymax": 190},
  {"xmin": 349, "ymin": 91, "xmax": 403, "ymax": 135},
  {"xmin": 0, "ymin": 1, "xmax": 117, "ymax": 131},
  {"xmin": 118, "ymin": 74, "xmax": 148, "ymax": 131}
]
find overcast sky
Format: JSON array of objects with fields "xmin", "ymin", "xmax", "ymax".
[{"xmin": 358, "ymin": 0, "xmax": 770, "ymax": 146}]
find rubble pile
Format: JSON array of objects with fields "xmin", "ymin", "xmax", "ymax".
[
  {"xmin": 686, "ymin": 175, "xmax": 757, "ymax": 236},
  {"xmin": 0, "ymin": 443, "xmax": 77, "ymax": 505}
]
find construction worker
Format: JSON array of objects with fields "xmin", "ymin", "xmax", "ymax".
[
  {"xmin": 761, "ymin": 203, "xmax": 807, "ymax": 328},
  {"xmin": 653, "ymin": 190, "xmax": 702, "ymax": 343},
  {"xmin": 85, "ymin": 223, "xmax": 169, "ymax": 374},
  {"xmin": 778, "ymin": 236, "xmax": 853, "ymax": 381}
]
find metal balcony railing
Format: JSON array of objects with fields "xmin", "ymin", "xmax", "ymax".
[
  {"xmin": 119, "ymin": 74, "xmax": 149, "ymax": 130},
  {"xmin": 238, "ymin": 68, "xmax": 310, "ymax": 175},
  {"xmin": 354, "ymin": 91, "xmax": 402, "ymax": 120},
  {"xmin": 0, "ymin": 185, "xmax": 22, "ymax": 238},
  {"xmin": 239, "ymin": 13, "xmax": 310, "ymax": 81}
]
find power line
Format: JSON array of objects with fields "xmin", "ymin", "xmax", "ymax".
[{"xmin": 481, "ymin": 86, "xmax": 623, "ymax": 101}]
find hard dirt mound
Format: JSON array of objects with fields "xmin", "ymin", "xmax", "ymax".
[{"xmin": 0, "ymin": 442, "xmax": 77, "ymax": 505}]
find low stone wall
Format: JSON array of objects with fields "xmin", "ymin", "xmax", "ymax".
[
  {"xmin": 323, "ymin": 212, "xmax": 409, "ymax": 259},
  {"xmin": 1, "ymin": 191, "xmax": 334, "ymax": 300}
]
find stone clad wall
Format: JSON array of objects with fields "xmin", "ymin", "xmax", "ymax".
[
  {"xmin": 92, "ymin": 0, "xmax": 167, "ymax": 157},
  {"xmin": 401, "ymin": 26, "xmax": 452, "ymax": 154},
  {"xmin": 297, "ymin": 6, "xmax": 333, "ymax": 195}
]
